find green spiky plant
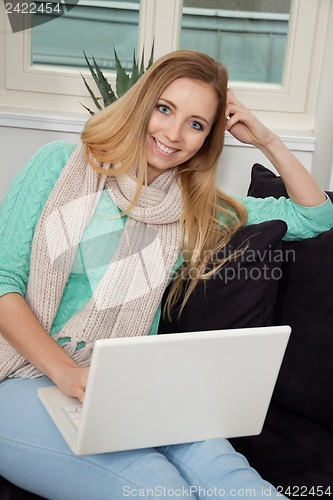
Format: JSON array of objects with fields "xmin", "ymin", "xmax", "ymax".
[{"xmin": 81, "ymin": 45, "xmax": 154, "ymax": 115}]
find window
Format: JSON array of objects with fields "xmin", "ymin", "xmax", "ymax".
[
  {"xmin": 1, "ymin": 0, "xmax": 142, "ymax": 111},
  {"xmin": 180, "ymin": 0, "xmax": 291, "ymax": 84},
  {"xmin": 32, "ymin": 0, "xmax": 140, "ymax": 71},
  {"xmin": 0, "ymin": 0, "xmax": 331, "ymax": 128}
]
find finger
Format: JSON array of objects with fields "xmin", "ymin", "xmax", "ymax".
[
  {"xmin": 226, "ymin": 88, "xmax": 243, "ymax": 107},
  {"xmin": 226, "ymin": 90, "xmax": 234, "ymax": 113},
  {"xmin": 77, "ymin": 387, "xmax": 85, "ymax": 403},
  {"xmin": 227, "ymin": 88, "xmax": 235, "ymax": 100},
  {"xmin": 226, "ymin": 104, "xmax": 246, "ymax": 122},
  {"xmin": 225, "ymin": 110, "xmax": 245, "ymax": 129},
  {"xmin": 225, "ymin": 116, "xmax": 238, "ymax": 131}
]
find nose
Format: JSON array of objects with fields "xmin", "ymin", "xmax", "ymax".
[{"xmin": 164, "ymin": 119, "xmax": 182, "ymax": 143}]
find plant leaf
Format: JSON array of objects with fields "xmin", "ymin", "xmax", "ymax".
[
  {"xmin": 79, "ymin": 101, "xmax": 96, "ymax": 115},
  {"xmin": 139, "ymin": 47, "xmax": 145, "ymax": 77},
  {"xmin": 139, "ymin": 42, "xmax": 154, "ymax": 77},
  {"xmin": 82, "ymin": 51, "xmax": 117, "ymax": 107},
  {"xmin": 80, "ymin": 72, "xmax": 102, "ymax": 111},
  {"xmin": 82, "ymin": 44, "xmax": 154, "ymax": 112},
  {"xmin": 82, "ymin": 51, "xmax": 100, "ymax": 90},
  {"xmin": 114, "ymin": 48, "xmax": 130, "ymax": 98},
  {"xmin": 130, "ymin": 50, "xmax": 139, "ymax": 85},
  {"xmin": 92, "ymin": 56, "xmax": 117, "ymax": 106},
  {"xmin": 148, "ymin": 40, "xmax": 155, "ymax": 68}
]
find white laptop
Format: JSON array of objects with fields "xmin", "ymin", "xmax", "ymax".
[{"xmin": 38, "ymin": 325, "xmax": 291, "ymax": 455}]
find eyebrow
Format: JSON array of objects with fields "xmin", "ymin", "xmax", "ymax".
[{"xmin": 158, "ymin": 97, "xmax": 210, "ymax": 126}]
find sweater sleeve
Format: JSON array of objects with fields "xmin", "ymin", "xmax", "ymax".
[
  {"xmin": 237, "ymin": 194, "xmax": 333, "ymax": 240},
  {"xmin": 0, "ymin": 141, "xmax": 76, "ymax": 298}
]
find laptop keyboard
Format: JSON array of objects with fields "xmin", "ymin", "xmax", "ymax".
[{"xmin": 63, "ymin": 405, "xmax": 83, "ymax": 430}]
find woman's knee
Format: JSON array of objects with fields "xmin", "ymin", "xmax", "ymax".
[{"xmin": 158, "ymin": 439, "xmax": 285, "ymax": 499}]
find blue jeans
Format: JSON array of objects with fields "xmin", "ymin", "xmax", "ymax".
[{"xmin": 0, "ymin": 377, "xmax": 284, "ymax": 499}]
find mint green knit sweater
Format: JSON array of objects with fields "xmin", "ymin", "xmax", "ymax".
[{"xmin": 1, "ymin": 141, "xmax": 333, "ymax": 339}]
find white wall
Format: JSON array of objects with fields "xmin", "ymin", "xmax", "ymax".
[
  {"xmin": 312, "ymin": 0, "xmax": 333, "ymax": 189},
  {"xmin": 0, "ymin": 126, "xmax": 80, "ymax": 203},
  {"xmin": 218, "ymin": 135, "xmax": 314, "ymax": 197}
]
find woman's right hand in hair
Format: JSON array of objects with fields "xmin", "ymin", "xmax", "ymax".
[
  {"xmin": 225, "ymin": 89, "xmax": 274, "ymax": 148},
  {"xmin": 224, "ymin": 89, "xmax": 326, "ymax": 207}
]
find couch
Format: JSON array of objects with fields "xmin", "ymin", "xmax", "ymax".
[
  {"xmin": 159, "ymin": 164, "xmax": 333, "ymax": 497},
  {"xmin": 1, "ymin": 164, "xmax": 333, "ymax": 499}
]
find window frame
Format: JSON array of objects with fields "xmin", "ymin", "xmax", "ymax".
[
  {"xmin": 0, "ymin": 0, "xmax": 330, "ymax": 126},
  {"xmin": 230, "ymin": 0, "xmax": 328, "ymax": 114}
]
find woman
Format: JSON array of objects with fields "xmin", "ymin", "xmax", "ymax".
[{"xmin": 0, "ymin": 50, "xmax": 332, "ymax": 499}]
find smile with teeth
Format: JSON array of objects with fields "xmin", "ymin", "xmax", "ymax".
[{"xmin": 154, "ymin": 138, "xmax": 179, "ymax": 154}]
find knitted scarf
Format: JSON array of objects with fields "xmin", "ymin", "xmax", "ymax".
[{"xmin": 0, "ymin": 143, "xmax": 182, "ymax": 380}]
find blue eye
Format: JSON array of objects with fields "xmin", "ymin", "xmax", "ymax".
[
  {"xmin": 191, "ymin": 121, "xmax": 203, "ymax": 131},
  {"xmin": 157, "ymin": 104, "xmax": 170, "ymax": 115}
]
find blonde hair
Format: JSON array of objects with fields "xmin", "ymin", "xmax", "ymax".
[{"xmin": 81, "ymin": 50, "xmax": 247, "ymax": 317}]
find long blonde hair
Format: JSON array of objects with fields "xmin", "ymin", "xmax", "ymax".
[{"xmin": 81, "ymin": 50, "xmax": 247, "ymax": 316}]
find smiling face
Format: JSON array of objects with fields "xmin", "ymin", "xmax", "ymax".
[{"xmin": 146, "ymin": 77, "xmax": 219, "ymax": 183}]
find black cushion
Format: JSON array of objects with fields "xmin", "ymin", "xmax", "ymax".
[
  {"xmin": 247, "ymin": 164, "xmax": 333, "ymax": 430},
  {"xmin": 158, "ymin": 219, "xmax": 287, "ymax": 334},
  {"xmin": 248, "ymin": 163, "xmax": 289, "ymax": 198},
  {"xmin": 230, "ymin": 402, "xmax": 333, "ymax": 491},
  {"xmin": 0, "ymin": 474, "xmax": 44, "ymax": 499}
]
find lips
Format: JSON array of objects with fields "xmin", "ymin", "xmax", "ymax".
[{"xmin": 153, "ymin": 138, "xmax": 179, "ymax": 154}]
